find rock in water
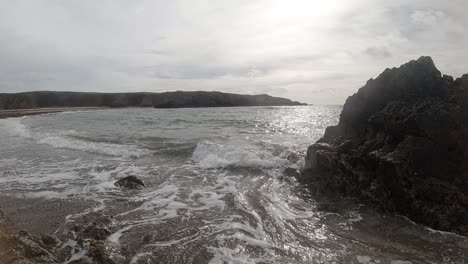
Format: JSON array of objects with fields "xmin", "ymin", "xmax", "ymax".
[
  {"xmin": 301, "ymin": 56, "xmax": 468, "ymax": 236},
  {"xmin": 79, "ymin": 215, "xmax": 114, "ymax": 241},
  {"xmin": 284, "ymin": 167, "xmax": 300, "ymax": 177},
  {"xmin": 114, "ymin": 176, "xmax": 145, "ymax": 189},
  {"xmin": 41, "ymin": 234, "xmax": 59, "ymax": 247}
]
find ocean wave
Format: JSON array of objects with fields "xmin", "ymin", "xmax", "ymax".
[
  {"xmin": 191, "ymin": 141, "xmax": 288, "ymax": 169},
  {"xmin": 0, "ymin": 117, "xmax": 31, "ymax": 138},
  {"xmin": 0, "ymin": 117, "xmax": 149, "ymax": 158},
  {"xmin": 37, "ymin": 135, "xmax": 150, "ymax": 158}
]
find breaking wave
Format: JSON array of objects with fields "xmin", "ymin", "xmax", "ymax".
[
  {"xmin": 191, "ymin": 141, "xmax": 289, "ymax": 169},
  {"xmin": 0, "ymin": 117, "xmax": 150, "ymax": 158},
  {"xmin": 0, "ymin": 117, "xmax": 31, "ymax": 138},
  {"xmin": 37, "ymin": 135, "xmax": 150, "ymax": 158}
]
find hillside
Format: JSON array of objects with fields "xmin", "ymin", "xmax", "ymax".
[{"xmin": 0, "ymin": 91, "xmax": 305, "ymax": 109}]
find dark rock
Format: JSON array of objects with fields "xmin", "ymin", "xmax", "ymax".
[
  {"xmin": 301, "ymin": 56, "xmax": 468, "ymax": 236},
  {"xmin": 83, "ymin": 240, "xmax": 116, "ymax": 264},
  {"xmin": 142, "ymin": 234, "xmax": 153, "ymax": 243},
  {"xmin": 41, "ymin": 234, "xmax": 59, "ymax": 247},
  {"xmin": 0, "ymin": 209, "xmax": 123, "ymax": 264},
  {"xmin": 114, "ymin": 176, "xmax": 145, "ymax": 190},
  {"xmin": 284, "ymin": 167, "xmax": 300, "ymax": 177},
  {"xmin": 285, "ymin": 152, "xmax": 299, "ymax": 163},
  {"xmin": 79, "ymin": 216, "xmax": 114, "ymax": 241},
  {"xmin": 56, "ymin": 245, "xmax": 73, "ymax": 263}
]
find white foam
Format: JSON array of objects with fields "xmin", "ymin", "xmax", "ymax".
[
  {"xmin": 348, "ymin": 211, "xmax": 363, "ymax": 223},
  {"xmin": 192, "ymin": 141, "xmax": 288, "ymax": 169},
  {"xmin": 108, "ymin": 225, "xmax": 136, "ymax": 243},
  {"xmin": 398, "ymin": 215, "xmax": 468, "ymax": 240},
  {"xmin": 208, "ymin": 246, "xmax": 264, "ymax": 264},
  {"xmin": 38, "ymin": 135, "xmax": 150, "ymax": 158},
  {"xmin": 0, "ymin": 116, "xmax": 149, "ymax": 158},
  {"xmin": 357, "ymin": 256, "xmax": 372, "ymax": 263},
  {"xmin": 61, "ymin": 239, "xmax": 88, "ymax": 264},
  {"xmin": 129, "ymin": 252, "xmax": 154, "ymax": 264},
  {"xmin": 0, "ymin": 117, "xmax": 31, "ymax": 138},
  {"xmin": 0, "ymin": 158, "xmax": 150, "ymax": 201},
  {"xmin": 121, "ymin": 184, "xmax": 186, "ymax": 219}
]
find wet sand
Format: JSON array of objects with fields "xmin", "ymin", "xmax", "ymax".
[
  {"xmin": 0, "ymin": 107, "xmax": 108, "ymax": 119},
  {"xmin": 0, "ymin": 195, "xmax": 95, "ymax": 235}
]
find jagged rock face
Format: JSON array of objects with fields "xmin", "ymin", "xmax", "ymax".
[{"xmin": 301, "ymin": 57, "xmax": 468, "ymax": 236}]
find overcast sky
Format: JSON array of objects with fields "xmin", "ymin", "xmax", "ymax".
[{"xmin": 0, "ymin": 0, "xmax": 467, "ymax": 104}]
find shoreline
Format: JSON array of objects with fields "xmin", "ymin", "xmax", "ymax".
[
  {"xmin": 0, "ymin": 107, "xmax": 109, "ymax": 119},
  {"xmin": 0, "ymin": 195, "xmax": 94, "ymax": 235}
]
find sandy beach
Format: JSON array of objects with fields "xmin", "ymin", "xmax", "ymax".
[{"xmin": 0, "ymin": 107, "xmax": 108, "ymax": 119}]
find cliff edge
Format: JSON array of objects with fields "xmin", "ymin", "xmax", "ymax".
[{"xmin": 301, "ymin": 57, "xmax": 468, "ymax": 236}]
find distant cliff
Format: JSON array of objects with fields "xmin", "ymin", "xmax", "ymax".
[
  {"xmin": 301, "ymin": 57, "xmax": 468, "ymax": 236},
  {"xmin": 0, "ymin": 91, "xmax": 305, "ymax": 110}
]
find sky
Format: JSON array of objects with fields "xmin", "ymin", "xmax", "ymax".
[{"xmin": 0, "ymin": 0, "xmax": 467, "ymax": 104}]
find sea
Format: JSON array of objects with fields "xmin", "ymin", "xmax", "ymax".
[{"xmin": 0, "ymin": 106, "xmax": 466, "ymax": 263}]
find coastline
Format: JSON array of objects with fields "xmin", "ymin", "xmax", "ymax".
[{"xmin": 0, "ymin": 107, "xmax": 108, "ymax": 119}]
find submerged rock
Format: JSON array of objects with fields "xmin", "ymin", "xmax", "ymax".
[
  {"xmin": 284, "ymin": 167, "xmax": 300, "ymax": 177},
  {"xmin": 301, "ymin": 56, "xmax": 468, "ymax": 236},
  {"xmin": 141, "ymin": 234, "xmax": 153, "ymax": 243},
  {"xmin": 0, "ymin": 208, "xmax": 121, "ymax": 264},
  {"xmin": 78, "ymin": 240, "xmax": 119, "ymax": 264},
  {"xmin": 114, "ymin": 176, "xmax": 145, "ymax": 190},
  {"xmin": 41, "ymin": 234, "xmax": 59, "ymax": 247},
  {"xmin": 61, "ymin": 213, "xmax": 123, "ymax": 264},
  {"xmin": 79, "ymin": 215, "xmax": 115, "ymax": 241},
  {"xmin": 285, "ymin": 152, "xmax": 299, "ymax": 163}
]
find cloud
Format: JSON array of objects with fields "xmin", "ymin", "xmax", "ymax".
[
  {"xmin": 0, "ymin": 0, "xmax": 467, "ymax": 104},
  {"xmin": 411, "ymin": 9, "xmax": 444, "ymax": 25},
  {"xmin": 364, "ymin": 46, "xmax": 392, "ymax": 58}
]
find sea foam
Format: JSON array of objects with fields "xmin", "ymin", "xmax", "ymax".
[
  {"xmin": 0, "ymin": 117, "xmax": 31, "ymax": 138},
  {"xmin": 191, "ymin": 141, "xmax": 288, "ymax": 169},
  {"xmin": 0, "ymin": 117, "xmax": 149, "ymax": 158},
  {"xmin": 37, "ymin": 135, "xmax": 150, "ymax": 158}
]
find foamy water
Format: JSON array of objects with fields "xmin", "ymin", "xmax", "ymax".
[{"xmin": 0, "ymin": 106, "xmax": 466, "ymax": 263}]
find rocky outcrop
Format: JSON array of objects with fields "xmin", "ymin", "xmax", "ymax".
[
  {"xmin": 300, "ymin": 57, "xmax": 468, "ymax": 236},
  {"xmin": 79, "ymin": 216, "xmax": 115, "ymax": 241},
  {"xmin": 72, "ymin": 215, "xmax": 121, "ymax": 264},
  {"xmin": 0, "ymin": 91, "xmax": 305, "ymax": 110},
  {"xmin": 0, "ymin": 209, "xmax": 123, "ymax": 264}
]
